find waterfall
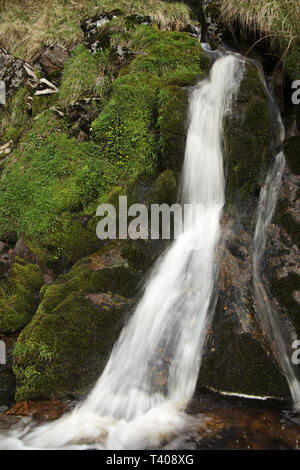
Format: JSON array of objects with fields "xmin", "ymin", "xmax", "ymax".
[
  {"xmin": 0, "ymin": 54, "xmax": 244, "ymax": 449},
  {"xmin": 253, "ymin": 137, "xmax": 300, "ymax": 410}
]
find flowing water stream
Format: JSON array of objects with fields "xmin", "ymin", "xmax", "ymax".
[{"xmin": 1, "ymin": 50, "xmax": 299, "ymax": 449}]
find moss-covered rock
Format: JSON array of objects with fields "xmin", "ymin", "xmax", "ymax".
[
  {"xmin": 0, "ymin": 336, "xmax": 17, "ymax": 410},
  {"xmin": 197, "ymin": 313, "xmax": 291, "ymax": 400},
  {"xmin": 149, "ymin": 169, "xmax": 177, "ymax": 206},
  {"xmin": 223, "ymin": 61, "xmax": 272, "ymax": 222},
  {"xmin": 12, "ymin": 243, "xmax": 140, "ymax": 401},
  {"xmin": 0, "ymin": 258, "xmax": 44, "ymax": 334},
  {"xmin": 0, "ymin": 86, "xmax": 31, "ymax": 144},
  {"xmin": 158, "ymin": 86, "xmax": 189, "ymax": 175}
]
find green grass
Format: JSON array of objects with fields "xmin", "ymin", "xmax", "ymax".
[
  {"xmin": 0, "ymin": 258, "xmax": 44, "ymax": 334},
  {"xmin": 0, "ymin": 24, "xmax": 207, "ymax": 268},
  {"xmin": 221, "ymin": 1, "xmax": 300, "ymax": 81},
  {"xmin": 221, "ymin": 0, "xmax": 299, "ymax": 43}
]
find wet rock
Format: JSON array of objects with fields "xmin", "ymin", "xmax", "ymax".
[
  {"xmin": 267, "ymin": 164, "xmax": 300, "ymax": 338},
  {"xmin": 12, "ymin": 242, "xmax": 138, "ymax": 401},
  {"xmin": 197, "ymin": 217, "xmax": 291, "ymax": 401},
  {"xmin": 125, "ymin": 14, "xmax": 153, "ymax": 26},
  {"xmin": 0, "ymin": 336, "xmax": 17, "ymax": 410},
  {"xmin": 181, "ymin": 24, "xmax": 201, "ymax": 39},
  {"xmin": 183, "ymin": 393, "xmax": 300, "ymax": 450},
  {"xmin": 201, "ymin": 0, "xmax": 227, "ymax": 46},
  {"xmin": 3, "ymin": 399, "xmax": 70, "ymax": 422}
]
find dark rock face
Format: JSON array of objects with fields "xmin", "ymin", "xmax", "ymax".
[
  {"xmin": 198, "ymin": 59, "xmax": 296, "ymax": 402},
  {"xmin": 197, "ymin": 218, "xmax": 291, "ymax": 400}
]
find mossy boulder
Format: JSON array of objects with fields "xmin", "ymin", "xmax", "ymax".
[
  {"xmin": 12, "ymin": 243, "xmax": 139, "ymax": 401},
  {"xmin": 149, "ymin": 169, "xmax": 177, "ymax": 206},
  {"xmin": 0, "ymin": 258, "xmax": 44, "ymax": 334},
  {"xmin": 223, "ymin": 61, "xmax": 272, "ymax": 223},
  {"xmin": 158, "ymin": 86, "xmax": 189, "ymax": 175}
]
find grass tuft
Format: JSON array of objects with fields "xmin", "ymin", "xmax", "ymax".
[
  {"xmin": 0, "ymin": 0, "xmax": 192, "ymax": 61},
  {"xmin": 221, "ymin": 0, "xmax": 300, "ymax": 46}
]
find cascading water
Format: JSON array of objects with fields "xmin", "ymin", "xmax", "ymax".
[
  {"xmin": 0, "ymin": 54, "xmax": 244, "ymax": 449},
  {"xmin": 253, "ymin": 111, "xmax": 300, "ymax": 409}
]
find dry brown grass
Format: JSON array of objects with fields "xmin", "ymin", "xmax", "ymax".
[
  {"xmin": 221, "ymin": 0, "xmax": 300, "ymax": 46},
  {"xmin": 0, "ymin": 0, "xmax": 192, "ymax": 61}
]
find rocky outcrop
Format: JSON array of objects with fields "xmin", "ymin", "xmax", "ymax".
[
  {"xmin": 197, "ymin": 217, "xmax": 291, "ymax": 400},
  {"xmin": 223, "ymin": 61, "xmax": 272, "ymax": 224}
]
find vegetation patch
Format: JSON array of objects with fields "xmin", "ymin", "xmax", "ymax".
[{"xmin": 0, "ymin": 258, "xmax": 44, "ymax": 334}]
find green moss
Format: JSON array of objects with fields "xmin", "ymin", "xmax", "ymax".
[
  {"xmin": 197, "ymin": 317, "xmax": 291, "ymax": 401},
  {"xmin": 0, "ymin": 26, "xmax": 207, "ymax": 269},
  {"xmin": 158, "ymin": 86, "xmax": 189, "ymax": 175},
  {"xmin": 12, "ymin": 245, "xmax": 137, "ymax": 400},
  {"xmin": 0, "ymin": 259, "xmax": 44, "ymax": 334},
  {"xmin": 224, "ymin": 62, "xmax": 272, "ymax": 213}
]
